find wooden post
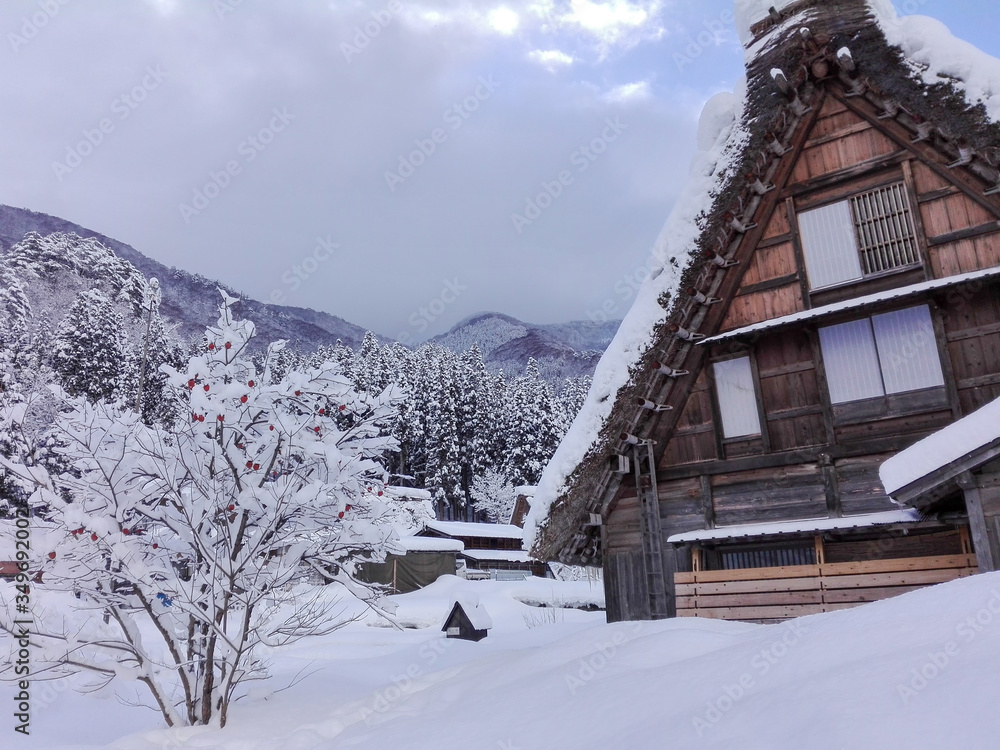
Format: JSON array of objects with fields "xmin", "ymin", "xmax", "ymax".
[
  {"xmin": 633, "ymin": 442, "xmax": 670, "ymax": 619},
  {"xmin": 958, "ymin": 472, "xmax": 996, "ymax": 573}
]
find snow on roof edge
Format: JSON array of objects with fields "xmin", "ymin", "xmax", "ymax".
[
  {"xmin": 880, "ymin": 396, "xmax": 1000, "ymax": 495},
  {"xmin": 524, "ymin": 84, "xmax": 751, "ymax": 551},
  {"xmin": 667, "ymin": 509, "xmax": 922, "ymax": 544}
]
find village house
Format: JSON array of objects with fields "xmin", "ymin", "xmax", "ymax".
[{"xmin": 528, "ymin": 0, "xmax": 1000, "ymax": 623}]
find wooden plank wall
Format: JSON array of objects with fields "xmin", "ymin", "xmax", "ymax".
[
  {"xmin": 676, "ymin": 553, "xmax": 978, "ymax": 622},
  {"xmin": 938, "ymin": 282, "xmax": 1000, "ymax": 413},
  {"xmin": 604, "ymin": 549, "xmax": 651, "ymax": 622}
]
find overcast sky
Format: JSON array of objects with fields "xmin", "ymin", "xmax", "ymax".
[{"xmin": 2, "ymin": 1, "xmax": 998, "ymax": 341}]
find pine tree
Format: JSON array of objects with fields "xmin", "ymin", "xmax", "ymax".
[{"xmin": 52, "ymin": 289, "xmax": 129, "ymax": 403}]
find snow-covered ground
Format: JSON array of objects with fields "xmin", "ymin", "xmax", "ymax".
[{"xmin": 9, "ymin": 573, "xmax": 1000, "ymax": 749}]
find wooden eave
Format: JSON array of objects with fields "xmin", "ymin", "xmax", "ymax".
[
  {"xmin": 890, "ymin": 437, "xmax": 1000, "ymax": 511},
  {"xmin": 534, "ymin": 0, "xmax": 1000, "ymax": 565}
]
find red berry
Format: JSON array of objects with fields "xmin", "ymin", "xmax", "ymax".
[
  {"xmin": 91, "ymin": 533, "xmax": 98, "ymax": 541},
  {"xmin": 228, "ymin": 504, "xmax": 235, "ymax": 511},
  {"xmin": 345, "ymin": 504, "xmax": 352, "ymax": 511},
  {"xmin": 152, "ymin": 543, "xmax": 158, "ymax": 549},
  {"xmin": 314, "ymin": 426, "xmax": 320, "ymax": 433},
  {"xmin": 193, "ymin": 413, "xmax": 200, "ymax": 421},
  {"xmin": 377, "ymin": 491, "xmax": 383, "ymax": 496},
  {"xmin": 188, "ymin": 379, "xmax": 196, "ymax": 389},
  {"xmin": 339, "ymin": 405, "xmax": 346, "ymax": 411},
  {"xmin": 269, "ymin": 425, "xmax": 274, "ymax": 431},
  {"xmin": 208, "ymin": 343, "xmax": 215, "ymax": 350},
  {"xmin": 198, "ymin": 415, "xmax": 205, "ymax": 422},
  {"xmin": 240, "ymin": 395, "xmax": 248, "ymax": 403},
  {"xmin": 248, "ymin": 380, "xmax": 255, "ymax": 387},
  {"xmin": 204, "ymin": 384, "xmax": 210, "ymax": 392},
  {"xmin": 246, "ymin": 461, "xmax": 253, "ymax": 468},
  {"xmin": 48, "ymin": 551, "xmax": 56, "ymax": 560},
  {"xmin": 253, "ymin": 463, "xmax": 260, "ymax": 471},
  {"xmin": 295, "ymin": 390, "xmax": 301, "ymax": 396},
  {"xmin": 338, "ymin": 512, "xmax": 344, "ymax": 519},
  {"xmin": 224, "ymin": 342, "xmax": 232, "ymax": 350},
  {"xmin": 123, "ymin": 528, "xmax": 131, "ymax": 535},
  {"xmin": 318, "ymin": 408, "xmax": 325, "ymax": 415}
]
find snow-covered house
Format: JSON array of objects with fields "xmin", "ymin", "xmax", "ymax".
[
  {"xmin": 418, "ymin": 520, "xmax": 549, "ymax": 577},
  {"xmin": 527, "ymin": 0, "xmax": 1000, "ymax": 623}
]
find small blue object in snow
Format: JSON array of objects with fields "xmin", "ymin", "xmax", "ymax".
[{"xmin": 156, "ymin": 593, "xmax": 173, "ymax": 607}]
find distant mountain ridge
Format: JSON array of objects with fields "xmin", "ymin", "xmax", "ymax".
[
  {"xmin": 0, "ymin": 205, "xmax": 621, "ymax": 376},
  {"xmin": 429, "ymin": 312, "xmax": 620, "ymax": 380},
  {"xmin": 0, "ymin": 204, "xmax": 372, "ymax": 350}
]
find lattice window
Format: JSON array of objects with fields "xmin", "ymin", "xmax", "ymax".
[
  {"xmin": 849, "ymin": 182, "xmax": 920, "ymax": 275},
  {"xmin": 798, "ymin": 182, "xmax": 920, "ymax": 289}
]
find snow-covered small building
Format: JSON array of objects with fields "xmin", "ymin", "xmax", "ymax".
[
  {"xmin": 528, "ymin": 0, "xmax": 1000, "ymax": 623},
  {"xmin": 442, "ymin": 597, "xmax": 492, "ymax": 641},
  {"xmin": 417, "ymin": 521, "xmax": 549, "ymax": 577}
]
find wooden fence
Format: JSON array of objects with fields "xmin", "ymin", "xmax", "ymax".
[{"xmin": 675, "ymin": 553, "xmax": 978, "ymax": 622}]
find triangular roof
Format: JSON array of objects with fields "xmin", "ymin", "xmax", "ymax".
[{"xmin": 527, "ymin": 0, "xmax": 1000, "ymax": 563}]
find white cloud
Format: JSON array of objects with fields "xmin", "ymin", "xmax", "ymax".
[
  {"xmin": 489, "ymin": 7, "xmax": 521, "ymax": 35},
  {"xmin": 560, "ymin": 0, "xmax": 665, "ymax": 54},
  {"xmin": 604, "ymin": 80, "xmax": 652, "ymax": 103},
  {"xmin": 527, "ymin": 49, "xmax": 576, "ymax": 70}
]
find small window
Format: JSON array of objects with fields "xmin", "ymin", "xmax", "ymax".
[
  {"xmin": 714, "ymin": 356, "xmax": 761, "ymax": 438},
  {"xmin": 819, "ymin": 304, "xmax": 944, "ymax": 404},
  {"xmin": 798, "ymin": 182, "xmax": 920, "ymax": 290}
]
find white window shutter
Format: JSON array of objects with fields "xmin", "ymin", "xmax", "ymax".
[
  {"xmin": 819, "ymin": 318, "xmax": 885, "ymax": 404},
  {"xmin": 872, "ymin": 305, "xmax": 945, "ymax": 394},
  {"xmin": 714, "ymin": 357, "xmax": 761, "ymax": 438},
  {"xmin": 798, "ymin": 200, "xmax": 864, "ymax": 289}
]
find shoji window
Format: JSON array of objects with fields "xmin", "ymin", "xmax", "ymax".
[
  {"xmin": 818, "ymin": 304, "xmax": 945, "ymax": 404},
  {"xmin": 714, "ymin": 356, "xmax": 761, "ymax": 438},
  {"xmin": 798, "ymin": 182, "xmax": 920, "ymax": 290}
]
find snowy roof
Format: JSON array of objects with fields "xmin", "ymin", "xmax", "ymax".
[
  {"xmin": 383, "ymin": 486, "xmax": 433, "ymax": 501},
  {"xmin": 392, "ymin": 536, "xmax": 465, "ymax": 554},
  {"xmin": 880, "ymin": 397, "xmax": 1000, "ymax": 496},
  {"xmin": 667, "ymin": 509, "xmax": 922, "ymax": 544},
  {"xmin": 461, "ymin": 549, "xmax": 535, "ymax": 563},
  {"xmin": 444, "ymin": 597, "xmax": 492, "ymax": 631},
  {"xmin": 422, "ymin": 521, "xmax": 524, "ymax": 540},
  {"xmin": 701, "ymin": 267, "xmax": 1000, "ymax": 344},
  {"xmin": 528, "ymin": 0, "xmax": 1000, "ymax": 565}
]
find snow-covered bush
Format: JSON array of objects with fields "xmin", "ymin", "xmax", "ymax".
[
  {"xmin": 0, "ymin": 293, "xmax": 402, "ymax": 727},
  {"xmin": 470, "ymin": 468, "xmax": 517, "ymax": 523}
]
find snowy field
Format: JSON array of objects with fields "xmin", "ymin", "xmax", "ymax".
[{"xmin": 8, "ymin": 572, "xmax": 1000, "ymax": 750}]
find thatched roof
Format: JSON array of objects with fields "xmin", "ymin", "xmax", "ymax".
[{"xmin": 527, "ymin": 0, "xmax": 1000, "ymax": 564}]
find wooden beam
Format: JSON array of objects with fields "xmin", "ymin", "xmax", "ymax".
[
  {"xmin": 700, "ymin": 474, "xmax": 715, "ymax": 530},
  {"xmin": 784, "ymin": 150, "xmax": 909, "ymax": 198},
  {"xmin": 927, "ymin": 221, "xmax": 1000, "ymax": 248},
  {"xmin": 785, "ymin": 197, "xmax": 812, "ymax": 307},
  {"xmin": 958, "ymin": 471, "xmax": 996, "ymax": 573},
  {"xmin": 928, "ymin": 300, "xmax": 963, "ymax": 421},
  {"xmin": 736, "ymin": 273, "xmax": 801, "ymax": 297},
  {"xmin": 901, "ymin": 159, "xmax": 934, "ymax": 282},
  {"xmin": 917, "ymin": 186, "xmax": 960, "ymax": 204}
]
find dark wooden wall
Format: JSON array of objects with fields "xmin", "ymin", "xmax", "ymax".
[{"xmin": 601, "ymin": 78, "xmax": 1000, "ymax": 622}]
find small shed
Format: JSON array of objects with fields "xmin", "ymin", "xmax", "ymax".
[{"xmin": 442, "ymin": 598, "xmax": 492, "ymax": 642}]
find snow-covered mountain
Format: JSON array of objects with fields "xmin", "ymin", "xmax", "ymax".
[
  {"xmin": 0, "ymin": 205, "xmax": 622, "ymax": 373},
  {"xmin": 0, "ymin": 204, "xmax": 372, "ymax": 350},
  {"xmin": 430, "ymin": 312, "xmax": 620, "ymax": 379}
]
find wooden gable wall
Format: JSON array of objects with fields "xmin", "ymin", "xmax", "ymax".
[{"xmin": 603, "ymin": 78, "xmax": 1000, "ymax": 571}]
